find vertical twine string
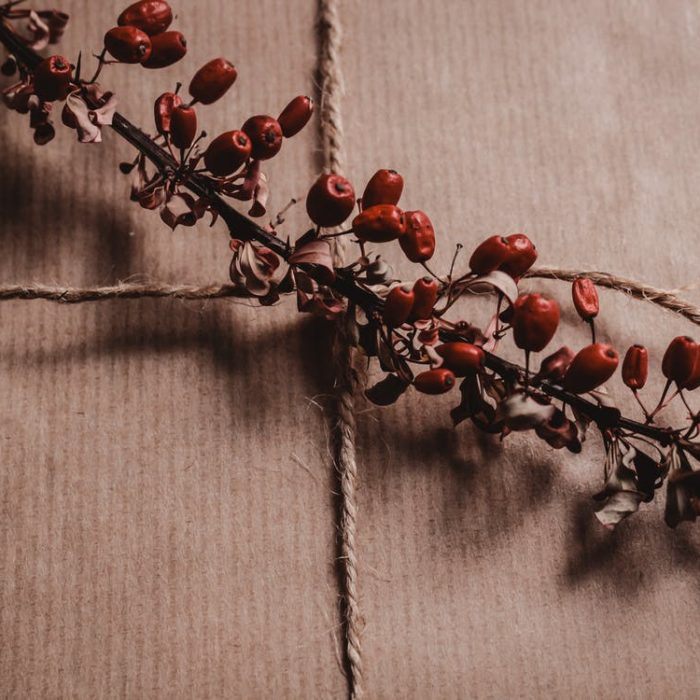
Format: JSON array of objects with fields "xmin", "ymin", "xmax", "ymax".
[{"xmin": 316, "ymin": 1, "xmax": 364, "ymax": 698}]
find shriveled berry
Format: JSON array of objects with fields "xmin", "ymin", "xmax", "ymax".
[
  {"xmin": 400, "ymin": 210, "xmax": 435, "ymax": 262},
  {"xmin": 241, "ymin": 115, "xmax": 283, "ymax": 160},
  {"xmin": 189, "ymin": 58, "xmax": 237, "ymax": 105},
  {"xmin": 142, "ymin": 31, "xmax": 187, "ymax": 69},
  {"xmin": 499, "ymin": 233, "xmax": 538, "ymax": 278},
  {"xmin": 622, "ymin": 345, "xmax": 648, "ymax": 390},
  {"xmin": 118, "ymin": 0, "xmax": 173, "ymax": 36},
  {"xmin": 469, "ymin": 235, "xmax": 510, "ymax": 275},
  {"xmin": 415, "ymin": 368, "xmax": 456, "ymax": 395},
  {"xmin": 435, "ymin": 342, "xmax": 484, "ymax": 377},
  {"xmin": 361, "ymin": 169, "xmax": 404, "ymax": 209},
  {"xmin": 353, "ymin": 204, "xmax": 406, "ymax": 243},
  {"xmin": 572, "ymin": 277, "xmax": 599, "ymax": 321},
  {"xmin": 410, "ymin": 277, "xmax": 439, "ymax": 320},
  {"xmin": 153, "ymin": 91, "xmax": 182, "ymax": 136},
  {"xmin": 104, "ymin": 26, "xmax": 152, "ymax": 64},
  {"xmin": 204, "ymin": 130, "xmax": 252, "ymax": 176},
  {"xmin": 662, "ymin": 336, "xmax": 699, "ymax": 386},
  {"xmin": 512, "ymin": 293, "xmax": 560, "ymax": 353},
  {"xmin": 33, "ymin": 55, "xmax": 73, "ymax": 102},
  {"xmin": 382, "ymin": 285, "xmax": 415, "ymax": 327},
  {"xmin": 169, "ymin": 105, "xmax": 197, "ymax": 149},
  {"xmin": 306, "ymin": 173, "xmax": 355, "ymax": 227},
  {"xmin": 278, "ymin": 95, "xmax": 314, "ymax": 138},
  {"xmin": 536, "ymin": 346, "xmax": 575, "ymax": 383},
  {"xmin": 563, "ymin": 343, "xmax": 619, "ymax": 394}
]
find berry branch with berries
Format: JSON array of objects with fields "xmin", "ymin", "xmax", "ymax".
[{"xmin": 2, "ymin": 0, "xmax": 700, "ymax": 530}]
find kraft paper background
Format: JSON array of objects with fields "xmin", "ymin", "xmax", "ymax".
[{"xmin": 1, "ymin": 1, "xmax": 700, "ymax": 697}]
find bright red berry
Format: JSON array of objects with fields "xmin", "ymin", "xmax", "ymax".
[
  {"xmin": 536, "ymin": 346, "xmax": 575, "ymax": 383},
  {"xmin": 33, "ymin": 55, "xmax": 73, "ymax": 102},
  {"xmin": 622, "ymin": 345, "xmax": 648, "ymax": 390},
  {"xmin": 142, "ymin": 31, "xmax": 187, "ymax": 69},
  {"xmin": 563, "ymin": 343, "xmax": 619, "ymax": 394},
  {"xmin": 104, "ymin": 26, "xmax": 152, "ymax": 64},
  {"xmin": 277, "ymin": 95, "xmax": 314, "ymax": 138},
  {"xmin": 414, "ymin": 368, "xmax": 456, "ymax": 395},
  {"xmin": 382, "ymin": 285, "xmax": 415, "ymax": 327},
  {"xmin": 499, "ymin": 233, "xmax": 538, "ymax": 278},
  {"xmin": 353, "ymin": 204, "xmax": 406, "ymax": 243},
  {"xmin": 512, "ymin": 293, "xmax": 560, "ymax": 353},
  {"xmin": 410, "ymin": 277, "xmax": 439, "ymax": 320},
  {"xmin": 189, "ymin": 58, "xmax": 237, "ymax": 105},
  {"xmin": 204, "ymin": 130, "xmax": 252, "ymax": 176},
  {"xmin": 469, "ymin": 235, "xmax": 510, "ymax": 275},
  {"xmin": 306, "ymin": 173, "xmax": 356, "ymax": 227},
  {"xmin": 662, "ymin": 336, "xmax": 699, "ymax": 386},
  {"xmin": 153, "ymin": 91, "xmax": 182, "ymax": 136},
  {"xmin": 118, "ymin": 0, "xmax": 173, "ymax": 36},
  {"xmin": 399, "ymin": 210, "xmax": 435, "ymax": 262},
  {"xmin": 435, "ymin": 342, "xmax": 484, "ymax": 377},
  {"xmin": 169, "ymin": 105, "xmax": 197, "ymax": 149},
  {"xmin": 361, "ymin": 169, "xmax": 404, "ymax": 209},
  {"xmin": 241, "ymin": 115, "xmax": 283, "ymax": 160},
  {"xmin": 572, "ymin": 277, "xmax": 599, "ymax": 321}
]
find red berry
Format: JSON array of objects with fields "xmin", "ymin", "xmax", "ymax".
[
  {"xmin": 33, "ymin": 55, "xmax": 73, "ymax": 102},
  {"xmin": 169, "ymin": 105, "xmax": 197, "ymax": 149},
  {"xmin": 499, "ymin": 233, "xmax": 538, "ymax": 278},
  {"xmin": 306, "ymin": 173, "xmax": 356, "ymax": 227},
  {"xmin": 563, "ymin": 343, "xmax": 619, "ymax": 394},
  {"xmin": 684, "ymin": 350, "xmax": 700, "ymax": 391},
  {"xmin": 572, "ymin": 277, "xmax": 599, "ymax": 321},
  {"xmin": 382, "ymin": 285, "xmax": 415, "ymax": 327},
  {"xmin": 241, "ymin": 115, "xmax": 283, "ymax": 160},
  {"xmin": 361, "ymin": 169, "xmax": 404, "ymax": 209},
  {"xmin": 104, "ymin": 26, "xmax": 152, "ymax": 64},
  {"xmin": 435, "ymin": 342, "xmax": 484, "ymax": 377},
  {"xmin": 536, "ymin": 346, "xmax": 575, "ymax": 383},
  {"xmin": 118, "ymin": 0, "xmax": 173, "ymax": 36},
  {"xmin": 204, "ymin": 130, "xmax": 252, "ymax": 176},
  {"xmin": 662, "ymin": 336, "xmax": 699, "ymax": 386},
  {"xmin": 414, "ymin": 368, "xmax": 456, "ymax": 395},
  {"xmin": 352, "ymin": 205, "xmax": 406, "ymax": 243},
  {"xmin": 399, "ymin": 210, "xmax": 435, "ymax": 262},
  {"xmin": 410, "ymin": 277, "xmax": 439, "ymax": 320},
  {"xmin": 278, "ymin": 95, "xmax": 314, "ymax": 138},
  {"xmin": 622, "ymin": 345, "xmax": 648, "ymax": 390},
  {"xmin": 469, "ymin": 235, "xmax": 510, "ymax": 275},
  {"xmin": 189, "ymin": 58, "xmax": 237, "ymax": 105},
  {"xmin": 142, "ymin": 31, "xmax": 187, "ymax": 69},
  {"xmin": 153, "ymin": 91, "xmax": 182, "ymax": 136},
  {"xmin": 512, "ymin": 293, "xmax": 560, "ymax": 353}
]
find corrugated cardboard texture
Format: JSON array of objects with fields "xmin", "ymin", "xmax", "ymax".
[{"xmin": 2, "ymin": 0, "xmax": 700, "ymax": 698}]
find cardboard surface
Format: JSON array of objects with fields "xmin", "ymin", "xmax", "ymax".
[{"xmin": 2, "ymin": 0, "xmax": 700, "ymax": 698}]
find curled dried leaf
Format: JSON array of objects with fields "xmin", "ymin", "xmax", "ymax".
[
  {"xmin": 288, "ymin": 239, "xmax": 336, "ymax": 285},
  {"xmin": 230, "ymin": 239, "xmax": 289, "ymax": 297},
  {"xmin": 494, "ymin": 391, "xmax": 555, "ymax": 431},
  {"xmin": 664, "ymin": 446, "xmax": 700, "ymax": 528}
]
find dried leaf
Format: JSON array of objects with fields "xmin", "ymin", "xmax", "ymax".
[
  {"xmin": 365, "ymin": 374, "xmax": 409, "ymax": 406},
  {"xmin": 535, "ymin": 409, "xmax": 582, "ymax": 453},
  {"xmin": 27, "ymin": 10, "xmax": 50, "ymax": 51},
  {"xmin": 288, "ymin": 239, "xmax": 336, "ymax": 285},
  {"xmin": 160, "ymin": 193, "xmax": 198, "ymax": 229},
  {"xmin": 465, "ymin": 270, "xmax": 519, "ymax": 305},
  {"xmin": 230, "ymin": 240, "xmax": 289, "ymax": 297},
  {"xmin": 248, "ymin": 171, "xmax": 269, "ymax": 218},
  {"xmin": 664, "ymin": 446, "xmax": 700, "ymax": 528},
  {"xmin": 494, "ymin": 392, "xmax": 556, "ymax": 431}
]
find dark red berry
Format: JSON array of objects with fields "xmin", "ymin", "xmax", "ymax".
[
  {"xmin": 536, "ymin": 346, "xmax": 575, "ymax": 383},
  {"xmin": 204, "ymin": 130, "xmax": 252, "ymax": 176},
  {"xmin": 361, "ymin": 169, "xmax": 404, "ymax": 209},
  {"xmin": 435, "ymin": 342, "xmax": 484, "ymax": 377},
  {"xmin": 305, "ymin": 173, "xmax": 356, "ymax": 227},
  {"xmin": 684, "ymin": 350, "xmax": 700, "ymax": 391},
  {"xmin": 572, "ymin": 277, "xmax": 599, "ymax": 321},
  {"xmin": 399, "ymin": 210, "xmax": 435, "ymax": 262},
  {"xmin": 563, "ymin": 343, "xmax": 619, "ymax": 394},
  {"xmin": 382, "ymin": 285, "xmax": 415, "ymax": 327},
  {"xmin": 104, "ymin": 26, "xmax": 152, "ymax": 64},
  {"xmin": 118, "ymin": 0, "xmax": 173, "ymax": 36},
  {"xmin": 241, "ymin": 115, "xmax": 283, "ymax": 160},
  {"xmin": 469, "ymin": 235, "xmax": 510, "ymax": 275},
  {"xmin": 415, "ymin": 368, "xmax": 456, "ymax": 395},
  {"xmin": 33, "ymin": 55, "xmax": 73, "ymax": 102},
  {"xmin": 512, "ymin": 293, "xmax": 560, "ymax": 353},
  {"xmin": 410, "ymin": 277, "xmax": 439, "ymax": 320},
  {"xmin": 1, "ymin": 56, "xmax": 17, "ymax": 77},
  {"xmin": 662, "ymin": 336, "xmax": 699, "ymax": 386},
  {"xmin": 622, "ymin": 345, "xmax": 648, "ymax": 390},
  {"xmin": 278, "ymin": 95, "xmax": 314, "ymax": 138},
  {"xmin": 499, "ymin": 233, "xmax": 537, "ymax": 278},
  {"xmin": 189, "ymin": 58, "xmax": 237, "ymax": 105},
  {"xmin": 153, "ymin": 91, "xmax": 182, "ymax": 136},
  {"xmin": 169, "ymin": 105, "xmax": 197, "ymax": 149},
  {"xmin": 142, "ymin": 31, "xmax": 187, "ymax": 69},
  {"xmin": 353, "ymin": 204, "xmax": 406, "ymax": 243}
]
